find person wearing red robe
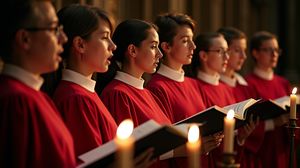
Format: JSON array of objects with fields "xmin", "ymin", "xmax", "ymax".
[
  {"xmin": 98, "ymin": 19, "xmax": 173, "ymax": 168},
  {"xmin": 218, "ymin": 27, "xmax": 264, "ymax": 168},
  {"xmin": 0, "ymin": 1, "xmax": 75, "ymax": 167},
  {"xmin": 50, "ymin": 5, "xmax": 118, "ymax": 160},
  {"xmin": 189, "ymin": 32, "xmax": 258, "ymax": 168},
  {"xmin": 245, "ymin": 31, "xmax": 293, "ymax": 168},
  {"xmin": 146, "ymin": 13, "xmax": 223, "ymax": 168}
]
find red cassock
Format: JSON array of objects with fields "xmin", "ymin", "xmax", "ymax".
[
  {"xmin": 220, "ymin": 80, "xmax": 265, "ymax": 168},
  {"xmin": 195, "ymin": 78, "xmax": 237, "ymax": 168},
  {"xmin": 147, "ymin": 73, "xmax": 206, "ymax": 168},
  {"xmin": 0, "ymin": 75, "xmax": 76, "ymax": 168},
  {"xmin": 246, "ymin": 73, "xmax": 294, "ymax": 168},
  {"xmin": 147, "ymin": 74, "xmax": 206, "ymax": 123},
  {"xmin": 53, "ymin": 81, "xmax": 117, "ymax": 159},
  {"xmin": 101, "ymin": 79, "xmax": 171, "ymax": 126},
  {"xmin": 101, "ymin": 79, "xmax": 172, "ymax": 168}
]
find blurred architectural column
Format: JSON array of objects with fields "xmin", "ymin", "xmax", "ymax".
[{"xmin": 284, "ymin": 0, "xmax": 299, "ymax": 83}]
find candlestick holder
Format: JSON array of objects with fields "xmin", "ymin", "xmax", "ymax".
[
  {"xmin": 217, "ymin": 152, "xmax": 240, "ymax": 168},
  {"xmin": 287, "ymin": 119, "xmax": 300, "ymax": 168}
]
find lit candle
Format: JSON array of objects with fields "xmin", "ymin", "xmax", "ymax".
[
  {"xmin": 290, "ymin": 87, "xmax": 298, "ymax": 119},
  {"xmin": 223, "ymin": 110, "xmax": 235, "ymax": 153},
  {"xmin": 186, "ymin": 124, "xmax": 201, "ymax": 168},
  {"xmin": 115, "ymin": 119, "xmax": 134, "ymax": 168}
]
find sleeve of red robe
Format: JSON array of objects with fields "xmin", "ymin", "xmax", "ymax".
[
  {"xmin": 55, "ymin": 94, "xmax": 106, "ymax": 157},
  {"xmin": 0, "ymin": 90, "xmax": 75, "ymax": 168}
]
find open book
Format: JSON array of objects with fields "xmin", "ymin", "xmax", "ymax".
[
  {"xmin": 77, "ymin": 120, "xmax": 187, "ymax": 168},
  {"xmin": 175, "ymin": 98, "xmax": 289, "ymax": 136},
  {"xmin": 273, "ymin": 95, "xmax": 300, "ymax": 113}
]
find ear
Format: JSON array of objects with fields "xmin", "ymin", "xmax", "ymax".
[
  {"xmin": 127, "ymin": 44, "xmax": 137, "ymax": 58},
  {"xmin": 199, "ymin": 50, "xmax": 208, "ymax": 62},
  {"xmin": 160, "ymin": 42, "xmax": 171, "ymax": 54},
  {"xmin": 73, "ymin": 36, "xmax": 86, "ymax": 54},
  {"xmin": 252, "ymin": 49, "xmax": 259, "ymax": 60},
  {"xmin": 15, "ymin": 30, "xmax": 31, "ymax": 50}
]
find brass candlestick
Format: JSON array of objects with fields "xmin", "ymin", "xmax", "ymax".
[{"xmin": 217, "ymin": 152, "xmax": 240, "ymax": 168}]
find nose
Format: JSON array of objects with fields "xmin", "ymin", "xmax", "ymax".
[
  {"xmin": 58, "ymin": 29, "xmax": 68, "ymax": 44},
  {"xmin": 109, "ymin": 38, "xmax": 117, "ymax": 51},
  {"xmin": 157, "ymin": 47, "xmax": 163, "ymax": 58},
  {"xmin": 190, "ymin": 40, "xmax": 196, "ymax": 50},
  {"xmin": 240, "ymin": 51, "xmax": 247, "ymax": 59}
]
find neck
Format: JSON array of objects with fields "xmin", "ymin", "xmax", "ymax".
[
  {"xmin": 163, "ymin": 58, "xmax": 183, "ymax": 72},
  {"xmin": 256, "ymin": 65, "xmax": 273, "ymax": 73},
  {"xmin": 223, "ymin": 68, "xmax": 235, "ymax": 78},
  {"xmin": 66, "ymin": 60, "xmax": 93, "ymax": 79},
  {"xmin": 9, "ymin": 59, "xmax": 41, "ymax": 78},
  {"xmin": 200, "ymin": 65, "xmax": 219, "ymax": 76},
  {"xmin": 121, "ymin": 63, "xmax": 143, "ymax": 79}
]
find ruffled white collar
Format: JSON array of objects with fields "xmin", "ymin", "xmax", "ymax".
[{"xmin": 220, "ymin": 73, "xmax": 248, "ymax": 87}]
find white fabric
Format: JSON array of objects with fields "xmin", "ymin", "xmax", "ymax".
[
  {"xmin": 2, "ymin": 64, "xmax": 44, "ymax": 90},
  {"xmin": 197, "ymin": 70, "xmax": 220, "ymax": 85},
  {"xmin": 62, "ymin": 69, "xmax": 96, "ymax": 92},
  {"xmin": 220, "ymin": 73, "xmax": 248, "ymax": 87},
  {"xmin": 115, "ymin": 71, "xmax": 144, "ymax": 89},
  {"xmin": 157, "ymin": 64, "xmax": 184, "ymax": 82}
]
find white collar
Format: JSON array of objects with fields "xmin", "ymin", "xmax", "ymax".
[
  {"xmin": 254, "ymin": 67, "xmax": 274, "ymax": 80},
  {"xmin": 197, "ymin": 70, "xmax": 220, "ymax": 86},
  {"xmin": 2, "ymin": 64, "xmax": 44, "ymax": 90},
  {"xmin": 157, "ymin": 64, "xmax": 184, "ymax": 82},
  {"xmin": 62, "ymin": 69, "xmax": 96, "ymax": 92},
  {"xmin": 115, "ymin": 71, "xmax": 144, "ymax": 89},
  {"xmin": 220, "ymin": 73, "xmax": 248, "ymax": 87}
]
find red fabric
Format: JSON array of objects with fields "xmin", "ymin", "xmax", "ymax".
[
  {"xmin": 147, "ymin": 74, "xmax": 206, "ymax": 168},
  {"xmin": 196, "ymin": 79, "xmax": 236, "ymax": 108},
  {"xmin": 246, "ymin": 73, "xmax": 294, "ymax": 168},
  {"xmin": 101, "ymin": 79, "xmax": 172, "ymax": 168},
  {"xmin": 0, "ymin": 75, "xmax": 76, "ymax": 168},
  {"xmin": 53, "ymin": 81, "xmax": 117, "ymax": 159},
  {"xmin": 147, "ymin": 74, "xmax": 206, "ymax": 123},
  {"xmin": 101, "ymin": 79, "xmax": 171, "ymax": 126},
  {"xmin": 221, "ymin": 80, "xmax": 265, "ymax": 168},
  {"xmin": 194, "ymin": 78, "xmax": 236, "ymax": 168}
]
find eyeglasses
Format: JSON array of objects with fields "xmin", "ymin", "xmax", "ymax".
[
  {"xmin": 206, "ymin": 49, "xmax": 229, "ymax": 57},
  {"xmin": 258, "ymin": 47, "xmax": 282, "ymax": 55},
  {"xmin": 25, "ymin": 25, "xmax": 64, "ymax": 37}
]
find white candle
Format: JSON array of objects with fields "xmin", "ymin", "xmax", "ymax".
[
  {"xmin": 186, "ymin": 124, "xmax": 201, "ymax": 168},
  {"xmin": 290, "ymin": 87, "xmax": 297, "ymax": 119},
  {"xmin": 115, "ymin": 119, "xmax": 134, "ymax": 168},
  {"xmin": 223, "ymin": 110, "xmax": 235, "ymax": 153}
]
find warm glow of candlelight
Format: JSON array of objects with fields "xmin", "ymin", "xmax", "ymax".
[
  {"xmin": 227, "ymin": 109, "xmax": 234, "ymax": 120},
  {"xmin": 292, "ymin": 87, "xmax": 297, "ymax": 95},
  {"xmin": 188, "ymin": 124, "xmax": 200, "ymax": 143},
  {"xmin": 116, "ymin": 119, "xmax": 134, "ymax": 140}
]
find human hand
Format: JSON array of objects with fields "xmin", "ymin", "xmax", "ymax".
[
  {"xmin": 201, "ymin": 132, "xmax": 224, "ymax": 154},
  {"xmin": 237, "ymin": 114, "xmax": 259, "ymax": 145}
]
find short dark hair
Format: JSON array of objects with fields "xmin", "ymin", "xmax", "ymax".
[
  {"xmin": 155, "ymin": 13, "xmax": 195, "ymax": 45},
  {"xmin": 186, "ymin": 32, "xmax": 223, "ymax": 77},
  {"xmin": 217, "ymin": 27, "xmax": 246, "ymax": 45},
  {"xmin": 112, "ymin": 19, "xmax": 157, "ymax": 63},
  {"xmin": 95, "ymin": 19, "xmax": 157, "ymax": 94},
  {"xmin": 0, "ymin": 0, "xmax": 50, "ymax": 61},
  {"xmin": 250, "ymin": 31, "xmax": 277, "ymax": 51},
  {"xmin": 57, "ymin": 4, "xmax": 113, "ymax": 60}
]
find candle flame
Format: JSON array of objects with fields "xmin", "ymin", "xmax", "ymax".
[
  {"xmin": 116, "ymin": 119, "xmax": 134, "ymax": 140},
  {"xmin": 227, "ymin": 110, "xmax": 235, "ymax": 119},
  {"xmin": 292, "ymin": 87, "xmax": 297, "ymax": 94},
  {"xmin": 188, "ymin": 124, "xmax": 200, "ymax": 143}
]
